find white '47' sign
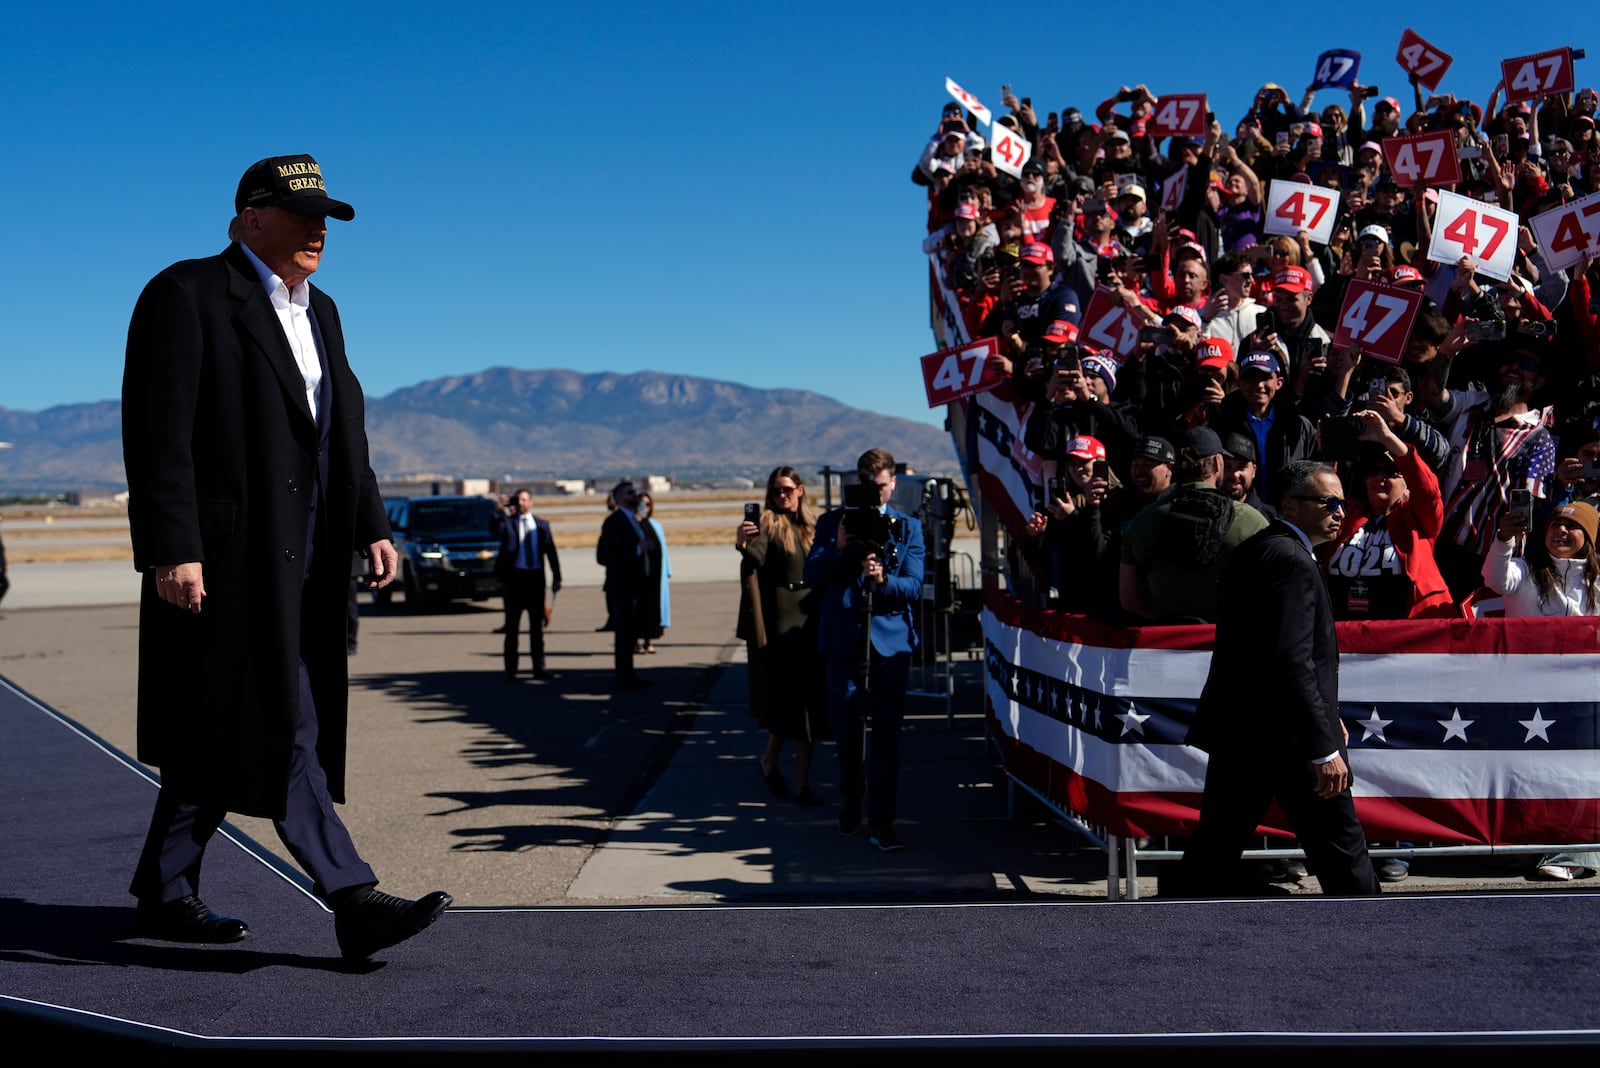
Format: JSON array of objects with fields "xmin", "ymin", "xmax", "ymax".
[
  {"xmin": 1263, "ymin": 182, "xmax": 1339, "ymax": 245},
  {"xmin": 1427, "ymin": 190, "xmax": 1520, "ymax": 282}
]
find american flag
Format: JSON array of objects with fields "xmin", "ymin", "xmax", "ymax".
[
  {"xmin": 982, "ymin": 592, "xmax": 1600, "ymax": 845},
  {"xmin": 928, "ymin": 253, "xmax": 1045, "ymax": 537}
]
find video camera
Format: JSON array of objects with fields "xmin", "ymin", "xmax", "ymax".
[{"xmin": 842, "ymin": 483, "xmax": 905, "ymax": 565}]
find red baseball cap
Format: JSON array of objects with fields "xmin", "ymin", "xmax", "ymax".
[
  {"xmin": 1019, "ymin": 242, "xmax": 1054, "ymax": 264},
  {"xmin": 1064, "ymin": 435, "xmax": 1107, "ymax": 462},
  {"xmin": 954, "ymin": 202, "xmax": 980, "ymax": 220},
  {"xmin": 1042, "ymin": 319, "xmax": 1079, "ymax": 343},
  {"xmin": 1195, "ymin": 336, "xmax": 1234, "ymax": 371},
  {"xmin": 1164, "ymin": 305, "xmax": 1204, "ymax": 330},
  {"xmin": 1273, "ymin": 266, "xmax": 1312, "ymax": 293},
  {"xmin": 1387, "ymin": 264, "xmax": 1425, "ymax": 288}
]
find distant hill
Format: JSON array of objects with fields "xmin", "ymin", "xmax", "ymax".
[{"xmin": 0, "ymin": 369, "xmax": 959, "ymax": 493}]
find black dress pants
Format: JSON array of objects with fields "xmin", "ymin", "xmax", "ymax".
[
  {"xmin": 1180, "ymin": 749, "xmax": 1380, "ymax": 897},
  {"xmin": 501, "ymin": 568, "xmax": 546, "ymax": 674},
  {"xmin": 130, "ymin": 659, "xmax": 376, "ymax": 903}
]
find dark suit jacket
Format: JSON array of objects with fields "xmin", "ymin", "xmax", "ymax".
[
  {"xmin": 492, "ymin": 512, "xmax": 561, "ymax": 587},
  {"xmin": 803, "ymin": 506, "xmax": 925, "ymax": 658},
  {"xmin": 1186, "ymin": 520, "xmax": 1344, "ymax": 765},
  {"xmin": 121, "ymin": 242, "xmax": 389, "ymax": 819},
  {"xmin": 597, "ymin": 507, "xmax": 648, "ymax": 595}
]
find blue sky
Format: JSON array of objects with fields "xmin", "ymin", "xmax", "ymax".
[{"xmin": 2, "ymin": 3, "xmax": 1584, "ymax": 429}]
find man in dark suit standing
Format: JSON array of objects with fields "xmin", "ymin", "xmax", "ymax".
[
  {"xmin": 597, "ymin": 480, "xmax": 650, "ymax": 690},
  {"xmin": 804, "ymin": 448, "xmax": 925, "ymax": 853},
  {"xmin": 1180, "ymin": 460, "xmax": 1380, "ymax": 896},
  {"xmin": 121, "ymin": 154, "xmax": 450, "ymax": 957},
  {"xmin": 494, "ymin": 487, "xmax": 561, "ymax": 681}
]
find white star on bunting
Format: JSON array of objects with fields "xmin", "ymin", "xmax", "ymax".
[
  {"xmin": 1437, "ymin": 708, "xmax": 1474, "ymax": 743},
  {"xmin": 1357, "ymin": 708, "xmax": 1392, "ymax": 743},
  {"xmin": 1518, "ymin": 709, "xmax": 1555, "ymax": 744}
]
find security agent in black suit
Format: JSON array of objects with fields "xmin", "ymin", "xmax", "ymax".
[
  {"xmin": 1179, "ymin": 460, "xmax": 1380, "ymax": 897},
  {"xmin": 597, "ymin": 480, "xmax": 651, "ymax": 690},
  {"xmin": 494, "ymin": 488, "xmax": 562, "ymax": 681},
  {"xmin": 121, "ymin": 154, "xmax": 450, "ymax": 957}
]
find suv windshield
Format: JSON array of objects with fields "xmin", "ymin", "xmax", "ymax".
[{"xmin": 408, "ymin": 499, "xmax": 497, "ymax": 536}]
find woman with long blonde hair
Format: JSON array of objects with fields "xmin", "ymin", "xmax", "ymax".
[{"xmin": 736, "ymin": 466, "xmax": 829, "ymax": 803}]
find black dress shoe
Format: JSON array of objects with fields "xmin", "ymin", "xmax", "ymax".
[
  {"xmin": 334, "ymin": 887, "xmax": 452, "ymax": 960},
  {"xmin": 760, "ymin": 761, "xmax": 789, "ymax": 799},
  {"xmin": 135, "ymin": 895, "xmax": 249, "ymax": 944},
  {"xmin": 532, "ymin": 669, "xmax": 556, "ymax": 680}
]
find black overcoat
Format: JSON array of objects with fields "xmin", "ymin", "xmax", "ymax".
[{"xmin": 121, "ymin": 243, "xmax": 389, "ymax": 819}]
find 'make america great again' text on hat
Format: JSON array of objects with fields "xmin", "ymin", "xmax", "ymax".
[{"xmin": 235, "ymin": 154, "xmax": 355, "ymax": 221}]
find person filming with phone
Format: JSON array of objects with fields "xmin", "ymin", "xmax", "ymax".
[{"xmin": 804, "ymin": 449, "xmax": 925, "ymax": 853}]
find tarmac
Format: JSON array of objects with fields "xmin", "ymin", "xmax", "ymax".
[{"xmin": 0, "ymin": 543, "xmax": 1576, "ymax": 904}]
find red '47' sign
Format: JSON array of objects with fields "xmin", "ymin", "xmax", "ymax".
[
  {"xmin": 1263, "ymin": 182, "xmax": 1339, "ymax": 244},
  {"xmin": 1529, "ymin": 190, "xmax": 1600, "ymax": 273},
  {"xmin": 1331, "ymin": 279, "xmax": 1424, "ymax": 364},
  {"xmin": 1079, "ymin": 287, "xmax": 1141, "ymax": 360},
  {"xmin": 921, "ymin": 337, "xmax": 1004, "ymax": 407},
  {"xmin": 1382, "ymin": 130, "xmax": 1461, "ymax": 189},
  {"xmin": 1396, "ymin": 29, "xmax": 1452, "ymax": 91},
  {"xmin": 1501, "ymin": 48, "xmax": 1575, "ymax": 105},
  {"xmin": 1148, "ymin": 93, "xmax": 1207, "ymax": 138},
  {"xmin": 1426, "ymin": 190, "xmax": 1520, "ymax": 282}
]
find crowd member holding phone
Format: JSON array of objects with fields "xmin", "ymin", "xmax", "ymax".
[
  {"xmin": 1545, "ymin": 427, "xmax": 1600, "ymax": 512},
  {"xmin": 1429, "ymin": 344, "xmax": 1557, "ymax": 601},
  {"xmin": 1324, "ymin": 413, "xmax": 1453, "ymax": 622},
  {"xmin": 1022, "ymin": 436, "xmax": 1122, "ymax": 619},
  {"xmin": 1482, "ymin": 500, "xmax": 1600, "ymax": 881},
  {"xmin": 737, "ymin": 467, "xmax": 828, "ymax": 805}
]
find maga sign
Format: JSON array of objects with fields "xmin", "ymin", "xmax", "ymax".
[
  {"xmin": 921, "ymin": 337, "xmax": 1005, "ymax": 407},
  {"xmin": 1331, "ymin": 279, "xmax": 1425, "ymax": 364}
]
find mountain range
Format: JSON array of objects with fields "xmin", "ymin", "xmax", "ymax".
[{"xmin": 0, "ymin": 369, "xmax": 960, "ymax": 493}]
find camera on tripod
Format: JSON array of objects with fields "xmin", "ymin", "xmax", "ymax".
[{"xmin": 841, "ymin": 483, "xmax": 904, "ymax": 565}]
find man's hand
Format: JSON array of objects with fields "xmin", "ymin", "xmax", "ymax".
[
  {"xmin": 861, "ymin": 551, "xmax": 886, "ymax": 586},
  {"xmin": 1313, "ymin": 754, "xmax": 1351, "ymax": 798},
  {"xmin": 155, "ymin": 562, "xmax": 205, "ymax": 614},
  {"xmin": 1025, "ymin": 511, "xmax": 1049, "ymax": 537},
  {"xmin": 366, "ymin": 539, "xmax": 399, "ymax": 590}
]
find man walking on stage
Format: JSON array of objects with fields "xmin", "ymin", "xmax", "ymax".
[
  {"xmin": 1179, "ymin": 460, "xmax": 1380, "ymax": 896},
  {"xmin": 122, "ymin": 153, "xmax": 451, "ymax": 957}
]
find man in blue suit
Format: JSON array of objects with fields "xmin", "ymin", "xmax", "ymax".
[
  {"xmin": 804, "ymin": 448, "xmax": 925, "ymax": 852},
  {"xmin": 493, "ymin": 488, "xmax": 561, "ymax": 681}
]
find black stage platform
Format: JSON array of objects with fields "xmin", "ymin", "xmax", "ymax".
[{"xmin": 3, "ymin": 675, "xmax": 1598, "ymax": 1060}]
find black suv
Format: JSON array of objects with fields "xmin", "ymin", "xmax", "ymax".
[{"xmin": 378, "ymin": 495, "xmax": 503, "ymax": 609}]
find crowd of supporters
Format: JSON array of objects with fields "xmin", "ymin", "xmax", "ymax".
[{"xmin": 917, "ymin": 72, "xmax": 1600, "ymax": 629}]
